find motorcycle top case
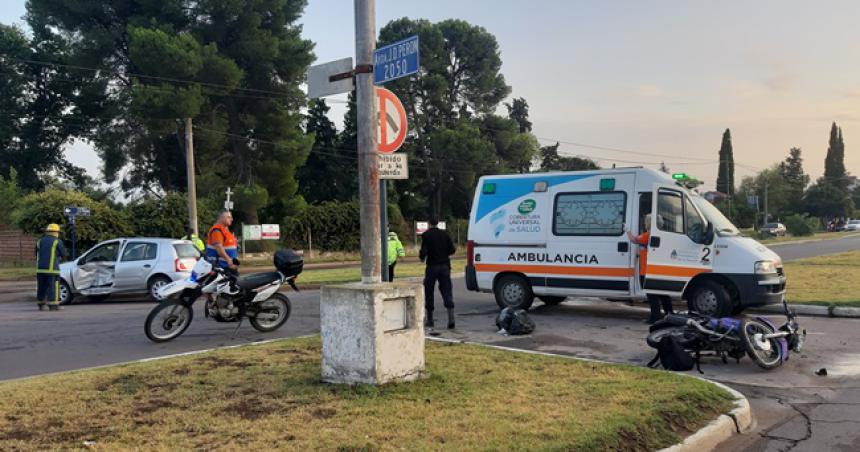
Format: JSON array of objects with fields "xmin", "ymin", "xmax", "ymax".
[{"xmin": 274, "ymin": 249, "xmax": 303, "ymax": 277}]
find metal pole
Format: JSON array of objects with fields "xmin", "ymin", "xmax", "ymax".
[
  {"xmin": 69, "ymin": 217, "xmax": 76, "ymax": 260},
  {"xmin": 380, "ymin": 180, "xmax": 388, "ymax": 281},
  {"xmin": 185, "ymin": 118, "xmax": 199, "ymax": 235},
  {"xmin": 763, "ymin": 181, "xmax": 769, "ymax": 227},
  {"xmin": 355, "ymin": 0, "xmax": 381, "ymax": 283}
]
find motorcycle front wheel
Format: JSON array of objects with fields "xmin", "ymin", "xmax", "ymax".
[
  {"xmin": 249, "ymin": 293, "xmax": 291, "ymax": 332},
  {"xmin": 741, "ymin": 319, "xmax": 783, "ymax": 370},
  {"xmin": 145, "ymin": 300, "xmax": 194, "ymax": 343}
]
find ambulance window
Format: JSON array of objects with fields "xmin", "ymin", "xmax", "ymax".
[
  {"xmin": 684, "ymin": 196, "xmax": 706, "ymax": 243},
  {"xmin": 657, "ymin": 191, "xmax": 684, "ymax": 234},
  {"xmin": 553, "ymin": 192, "xmax": 626, "ymax": 236}
]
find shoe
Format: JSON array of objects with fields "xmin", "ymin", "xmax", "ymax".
[
  {"xmin": 424, "ymin": 311, "xmax": 434, "ymax": 328},
  {"xmin": 37, "ymin": 304, "xmax": 46, "ymax": 311},
  {"xmin": 447, "ymin": 308, "xmax": 455, "ymax": 329},
  {"xmin": 48, "ymin": 305, "xmax": 63, "ymax": 311}
]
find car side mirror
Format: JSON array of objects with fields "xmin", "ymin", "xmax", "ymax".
[{"xmin": 704, "ymin": 222, "xmax": 715, "ymax": 245}]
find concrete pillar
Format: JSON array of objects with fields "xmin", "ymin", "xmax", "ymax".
[{"xmin": 320, "ymin": 282, "xmax": 425, "ymax": 385}]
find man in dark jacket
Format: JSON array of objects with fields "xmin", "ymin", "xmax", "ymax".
[
  {"xmin": 36, "ymin": 223, "xmax": 68, "ymax": 311},
  {"xmin": 419, "ymin": 219, "xmax": 456, "ymax": 329}
]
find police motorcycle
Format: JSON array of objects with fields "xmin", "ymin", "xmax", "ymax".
[
  {"xmin": 646, "ymin": 299, "xmax": 805, "ymax": 370},
  {"xmin": 144, "ymin": 250, "xmax": 303, "ymax": 343}
]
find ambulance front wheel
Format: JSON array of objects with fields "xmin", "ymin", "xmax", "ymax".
[
  {"xmin": 686, "ymin": 280, "xmax": 733, "ymax": 317},
  {"xmin": 494, "ymin": 274, "xmax": 535, "ymax": 311}
]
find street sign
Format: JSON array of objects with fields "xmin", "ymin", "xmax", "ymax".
[
  {"xmin": 63, "ymin": 206, "xmax": 91, "ymax": 217},
  {"xmin": 307, "ymin": 57, "xmax": 355, "ymax": 99},
  {"xmin": 378, "ymin": 153, "xmax": 409, "ymax": 180},
  {"xmin": 374, "ymin": 35, "xmax": 420, "ymax": 85},
  {"xmin": 243, "ymin": 225, "xmax": 262, "ymax": 241},
  {"xmin": 375, "ymin": 87, "xmax": 408, "ymax": 153},
  {"xmin": 261, "ymin": 224, "xmax": 280, "ymax": 240},
  {"xmin": 415, "ymin": 221, "xmax": 446, "ymax": 235},
  {"xmin": 224, "ymin": 187, "xmax": 234, "ymax": 210}
]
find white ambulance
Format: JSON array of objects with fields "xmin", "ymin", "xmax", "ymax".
[{"xmin": 464, "ymin": 168, "xmax": 786, "ymax": 316}]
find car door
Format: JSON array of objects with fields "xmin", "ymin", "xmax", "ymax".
[
  {"xmin": 71, "ymin": 241, "xmax": 122, "ymax": 293},
  {"xmin": 113, "ymin": 241, "xmax": 159, "ymax": 291},
  {"xmin": 645, "ymin": 185, "xmax": 713, "ymax": 297}
]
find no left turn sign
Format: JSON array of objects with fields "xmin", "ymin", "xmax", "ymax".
[{"xmin": 375, "ymin": 87, "xmax": 407, "ymax": 153}]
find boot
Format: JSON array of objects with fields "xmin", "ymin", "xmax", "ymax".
[
  {"xmin": 424, "ymin": 310, "xmax": 434, "ymax": 328},
  {"xmin": 48, "ymin": 305, "xmax": 63, "ymax": 311},
  {"xmin": 37, "ymin": 303, "xmax": 46, "ymax": 311},
  {"xmin": 447, "ymin": 308, "xmax": 455, "ymax": 329}
]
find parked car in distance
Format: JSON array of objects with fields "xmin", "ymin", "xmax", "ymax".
[
  {"xmin": 58, "ymin": 238, "xmax": 201, "ymax": 304},
  {"xmin": 761, "ymin": 222, "xmax": 787, "ymax": 236},
  {"xmin": 843, "ymin": 220, "xmax": 860, "ymax": 232}
]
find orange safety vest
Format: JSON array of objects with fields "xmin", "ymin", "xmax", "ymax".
[{"xmin": 205, "ymin": 224, "xmax": 238, "ymax": 266}]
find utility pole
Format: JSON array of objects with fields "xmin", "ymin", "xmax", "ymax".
[
  {"xmin": 355, "ymin": 0, "xmax": 381, "ymax": 283},
  {"xmin": 184, "ymin": 118, "xmax": 198, "ymax": 235},
  {"xmin": 763, "ymin": 180, "xmax": 769, "ymax": 227}
]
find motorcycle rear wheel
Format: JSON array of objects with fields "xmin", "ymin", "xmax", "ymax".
[
  {"xmin": 741, "ymin": 319, "xmax": 783, "ymax": 370},
  {"xmin": 249, "ymin": 293, "xmax": 291, "ymax": 332},
  {"xmin": 145, "ymin": 300, "xmax": 193, "ymax": 343}
]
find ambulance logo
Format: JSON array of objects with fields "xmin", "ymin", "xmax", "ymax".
[{"xmin": 518, "ymin": 199, "xmax": 536, "ymax": 215}]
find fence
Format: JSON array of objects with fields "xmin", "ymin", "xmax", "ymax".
[{"xmin": 0, "ymin": 227, "xmax": 37, "ymax": 265}]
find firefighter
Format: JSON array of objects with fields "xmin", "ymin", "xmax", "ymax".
[{"xmin": 36, "ymin": 224, "xmax": 68, "ymax": 311}]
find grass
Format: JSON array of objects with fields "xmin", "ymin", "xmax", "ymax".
[
  {"xmin": 0, "ymin": 337, "xmax": 734, "ymax": 451},
  {"xmin": 0, "ymin": 266, "xmax": 34, "ymax": 280},
  {"xmin": 785, "ymin": 250, "xmax": 860, "ymax": 306},
  {"xmin": 295, "ymin": 259, "xmax": 466, "ymax": 286}
]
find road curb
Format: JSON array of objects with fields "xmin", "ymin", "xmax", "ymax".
[
  {"xmin": 425, "ymin": 337, "xmax": 753, "ymax": 452},
  {"xmin": 748, "ymin": 304, "xmax": 860, "ymax": 318}
]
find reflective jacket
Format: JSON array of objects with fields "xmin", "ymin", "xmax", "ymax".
[
  {"xmin": 205, "ymin": 224, "xmax": 238, "ymax": 268},
  {"xmin": 387, "ymin": 235, "xmax": 405, "ymax": 264},
  {"xmin": 36, "ymin": 235, "xmax": 67, "ymax": 274}
]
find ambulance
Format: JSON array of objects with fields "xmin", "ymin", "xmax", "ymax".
[{"xmin": 464, "ymin": 168, "xmax": 786, "ymax": 316}]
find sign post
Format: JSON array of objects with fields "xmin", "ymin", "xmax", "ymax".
[{"xmin": 63, "ymin": 206, "xmax": 91, "ymax": 259}]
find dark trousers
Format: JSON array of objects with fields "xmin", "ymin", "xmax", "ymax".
[
  {"xmin": 641, "ymin": 276, "xmax": 672, "ymax": 320},
  {"xmin": 424, "ymin": 265, "xmax": 454, "ymax": 311},
  {"xmin": 36, "ymin": 274, "xmax": 59, "ymax": 305},
  {"xmin": 388, "ymin": 262, "xmax": 396, "ymax": 281}
]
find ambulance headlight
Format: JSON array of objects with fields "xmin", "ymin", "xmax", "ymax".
[{"xmin": 754, "ymin": 260, "xmax": 777, "ymax": 274}]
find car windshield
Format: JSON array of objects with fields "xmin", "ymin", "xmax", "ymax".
[
  {"xmin": 764, "ymin": 223, "xmax": 779, "ymax": 228},
  {"xmin": 174, "ymin": 243, "xmax": 200, "ymax": 259},
  {"xmin": 691, "ymin": 194, "xmax": 740, "ymax": 236},
  {"xmin": 850, "ymin": 220, "xmax": 860, "ymax": 225}
]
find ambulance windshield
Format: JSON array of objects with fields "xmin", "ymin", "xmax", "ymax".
[{"xmin": 691, "ymin": 194, "xmax": 740, "ymax": 236}]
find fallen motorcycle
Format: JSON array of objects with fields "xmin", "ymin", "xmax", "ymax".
[
  {"xmin": 646, "ymin": 299, "xmax": 805, "ymax": 371},
  {"xmin": 144, "ymin": 249, "xmax": 303, "ymax": 343}
]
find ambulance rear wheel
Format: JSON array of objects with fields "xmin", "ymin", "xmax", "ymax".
[{"xmin": 494, "ymin": 274, "xmax": 534, "ymax": 310}]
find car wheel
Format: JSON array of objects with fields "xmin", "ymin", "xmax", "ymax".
[
  {"xmin": 687, "ymin": 280, "xmax": 733, "ymax": 317},
  {"xmin": 538, "ymin": 296, "xmax": 566, "ymax": 306},
  {"xmin": 494, "ymin": 274, "xmax": 534, "ymax": 310},
  {"xmin": 148, "ymin": 275, "xmax": 173, "ymax": 302},
  {"xmin": 58, "ymin": 279, "xmax": 74, "ymax": 305}
]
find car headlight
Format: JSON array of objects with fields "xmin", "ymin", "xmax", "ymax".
[{"xmin": 755, "ymin": 260, "xmax": 777, "ymax": 274}]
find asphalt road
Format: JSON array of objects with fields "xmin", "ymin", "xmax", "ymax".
[
  {"xmin": 767, "ymin": 233, "xmax": 860, "ymax": 261},
  {"xmin": 2, "ymin": 235, "xmax": 860, "ymax": 450}
]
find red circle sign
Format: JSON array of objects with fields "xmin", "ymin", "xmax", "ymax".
[{"xmin": 375, "ymin": 87, "xmax": 408, "ymax": 153}]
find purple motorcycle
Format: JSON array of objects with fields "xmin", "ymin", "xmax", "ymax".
[{"xmin": 646, "ymin": 300, "xmax": 805, "ymax": 370}]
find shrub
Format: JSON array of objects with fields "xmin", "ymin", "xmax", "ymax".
[
  {"xmin": 783, "ymin": 214, "xmax": 818, "ymax": 237},
  {"xmin": 283, "ymin": 201, "xmax": 361, "ymax": 251},
  {"xmin": 12, "ymin": 189, "xmax": 132, "ymax": 251}
]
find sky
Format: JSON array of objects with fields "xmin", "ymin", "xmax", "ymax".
[{"xmin": 4, "ymin": 0, "xmax": 860, "ymax": 190}]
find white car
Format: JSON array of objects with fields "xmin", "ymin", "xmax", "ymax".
[
  {"xmin": 761, "ymin": 223, "xmax": 787, "ymax": 236},
  {"xmin": 844, "ymin": 220, "xmax": 860, "ymax": 232},
  {"xmin": 58, "ymin": 238, "xmax": 200, "ymax": 304}
]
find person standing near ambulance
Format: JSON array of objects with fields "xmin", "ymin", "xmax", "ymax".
[
  {"xmin": 206, "ymin": 210, "xmax": 239, "ymax": 276},
  {"xmin": 35, "ymin": 224, "xmax": 68, "ymax": 311},
  {"xmin": 420, "ymin": 219, "xmax": 456, "ymax": 329},
  {"xmin": 628, "ymin": 214, "xmax": 673, "ymax": 323}
]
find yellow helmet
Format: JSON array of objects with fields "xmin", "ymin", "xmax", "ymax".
[{"xmin": 45, "ymin": 223, "xmax": 61, "ymax": 233}]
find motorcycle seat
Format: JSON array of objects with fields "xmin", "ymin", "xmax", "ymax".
[{"xmin": 236, "ymin": 272, "xmax": 282, "ymax": 290}]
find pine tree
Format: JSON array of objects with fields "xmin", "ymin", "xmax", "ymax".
[
  {"xmin": 824, "ymin": 122, "xmax": 847, "ymax": 188},
  {"xmin": 716, "ymin": 129, "xmax": 735, "ymax": 195},
  {"xmin": 505, "ymin": 97, "xmax": 532, "ymax": 133},
  {"xmin": 778, "ymin": 147, "xmax": 809, "ymax": 213}
]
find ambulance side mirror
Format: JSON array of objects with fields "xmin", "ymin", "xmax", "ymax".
[{"xmin": 704, "ymin": 222, "xmax": 715, "ymax": 245}]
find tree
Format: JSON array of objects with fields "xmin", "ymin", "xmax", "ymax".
[
  {"xmin": 505, "ymin": 97, "xmax": 532, "ymax": 133},
  {"xmin": 716, "ymin": 128, "xmax": 735, "ymax": 195},
  {"xmin": 538, "ymin": 142, "xmax": 599, "ymax": 172},
  {"xmin": 0, "ymin": 23, "xmax": 105, "ymax": 190},
  {"xmin": 480, "ymin": 115, "xmax": 539, "ymax": 173},
  {"xmin": 804, "ymin": 179, "xmax": 854, "ymax": 219},
  {"xmin": 778, "ymin": 147, "xmax": 809, "ymax": 215},
  {"xmin": 26, "ymin": 0, "xmax": 315, "ymax": 225},
  {"xmin": 0, "ymin": 168, "xmax": 21, "ymax": 226},
  {"xmin": 824, "ymin": 122, "xmax": 847, "ymax": 188},
  {"xmin": 298, "ymin": 99, "xmax": 357, "ymax": 203}
]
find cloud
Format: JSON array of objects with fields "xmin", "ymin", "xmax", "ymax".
[
  {"xmin": 637, "ymin": 84, "xmax": 663, "ymax": 97},
  {"xmin": 763, "ymin": 74, "xmax": 793, "ymax": 92}
]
